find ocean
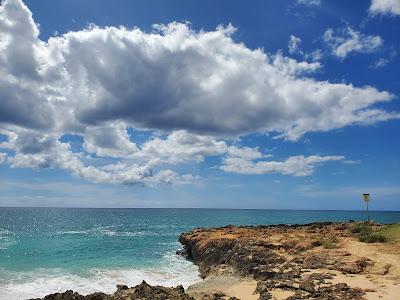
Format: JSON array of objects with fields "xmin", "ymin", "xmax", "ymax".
[{"xmin": 1, "ymin": 207, "xmax": 399, "ymax": 299}]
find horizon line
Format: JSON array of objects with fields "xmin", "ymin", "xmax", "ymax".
[{"xmin": 0, "ymin": 206, "xmax": 399, "ymax": 213}]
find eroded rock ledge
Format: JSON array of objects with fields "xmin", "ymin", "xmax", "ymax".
[
  {"xmin": 31, "ymin": 281, "xmax": 194, "ymax": 300},
  {"xmin": 178, "ymin": 222, "xmax": 377, "ymax": 299}
]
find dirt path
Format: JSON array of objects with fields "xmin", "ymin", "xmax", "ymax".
[{"xmin": 338, "ymin": 238, "xmax": 400, "ymax": 300}]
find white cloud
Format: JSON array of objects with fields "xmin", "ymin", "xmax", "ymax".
[
  {"xmin": 372, "ymin": 57, "xmax": 389, "ymax": 68},
  {"xmin": 296, "ymin": 0, "xmax": 322, "ymax": 6},
  {"xmin": 0, "ymin": 0, "xmax": 396, "ymax": 140},
  {"xmin": 342, "ymin": 159, "xmax": 361, "ymax": 165},
  {"xmin": 270, "ymin": 53, "xmax": 321, "ymax": 75},
  {"xmin": 371, "ymin": 49, "xmax": 396, "ymax": 68},
  {"xmin": 304, "ymin": 49, "xmax": 323, "ymax": 62},
  {"xmin": 288, "ymin": 35, "xmax": 302, "ymax": 55},
  {"xmin": 220, "ymin": 153, "xmax": 345, "ymax": 176},
  {"xmin": 0, "ymin": 152, "xmax": 7, "ymax": 163},
  {"xmin": 226, "ymin": 145, "xmax": 265, "ymax": 160},
  {"xmin": 323, "ymin": 26, "xmax": 383, "ymax": 58},
  {"xmin": 135, "ymin": 130, "xmax": 227, "ymax": 164},
  {"xmin": 0, "ymin": 126, "xmax": 346, "ymax": 182},
  {"xmin": 3, "ymin": 128, "xmax": 194, "ymax": 185},
  {"xmin": 369, "ymin": 0, "xmax": 400, "ymax": 16},
  {"xmin": 83, "ymin": 124, "xmax": 139, "ymax": 158},
  {"xmin": 288, "ymin": 35, "xmax": 323, "ymax": 63},
  {"xmin": 0, "ymin": 0, "xmax": 398, "ymax": 185}
]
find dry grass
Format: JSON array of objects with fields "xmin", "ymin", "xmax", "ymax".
[
  {"xmin": 351, "ymin": 222, "xmax": 400, "ymax": 244},
  {"xmin": 378, "ymin": 223, "xmax": 400, "ymax": 243}
]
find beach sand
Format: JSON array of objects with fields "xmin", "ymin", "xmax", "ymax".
[
  {"xmin": 187, "ymin": 275, "xmax": 259, "ymax": 300},
  {"xmin": 328, "ymin": 238, "xmax": 400, "ymax": 300}
]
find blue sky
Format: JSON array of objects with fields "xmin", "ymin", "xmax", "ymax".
[{"xmin": 0, "ymin": 0, "xmax": 399, "ymax": 210}]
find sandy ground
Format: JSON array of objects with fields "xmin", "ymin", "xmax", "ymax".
[
  {"xmin": 187, "ymin": 275, "xmax": 259, "ymax": 300},
  {"xmin": 335, "ymin": 238, "xmax": 400, "ymax": 300},
  {"xmin": 268, "ymin": 289, "xmax": 295, "ymax": 299}
]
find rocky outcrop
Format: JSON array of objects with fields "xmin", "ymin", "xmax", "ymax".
[
  {"xmin": 31, "ymin": 281, "xmax": 195, "ymax": 300},
  {"xmin": 178, "ymin": 222, "xmax": 373, "ymax": 299}
]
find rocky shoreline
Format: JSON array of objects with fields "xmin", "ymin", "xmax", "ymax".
[
  {"xmin": 32, "ymin": 222, "xmax": 400, "ymax": 300},
  {"xmin": 31, "ymin": 282, "xmax": 194, "ymax": 300},
  {"xmin": 178, "ymin": 222, "xmax": 368, "ymax": 299}
]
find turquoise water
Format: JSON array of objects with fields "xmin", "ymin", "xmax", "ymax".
[{"xmin": 1, "ymin": 208, "xmax": 399, "ymax": 299}]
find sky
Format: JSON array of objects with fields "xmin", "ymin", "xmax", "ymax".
[{"xmin": 0, "ymin": 0, "xmax": 399, "ymax": 210}]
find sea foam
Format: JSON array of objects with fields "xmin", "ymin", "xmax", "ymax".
[{"xmin": 0, "ymin": 255, "xmax": 201, "ymax": 300}]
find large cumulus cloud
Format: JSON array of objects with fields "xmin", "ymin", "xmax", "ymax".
[
  {"xmin": 50, "ymin": 23, "xmax": 395, "ymax": 139},
  {"xmin": 0, "ymin": 0, "xmax": 399, "ymax": 185}
]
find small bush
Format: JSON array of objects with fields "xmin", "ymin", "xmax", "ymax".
[
  {"xmin": 351, "ymin": 225, "xmax": 361, "ymax": 234},
  {"xmin": 359, "ymin": 233, "xmax": 389, "ymax": 243},
  {"xmin": 311, "ymin": 240, "xmax": 323, "ymax": 247},
  {"xmin": 312, "ymin": 236, "xmax": 338, "ymax": 249},
  {"xmin": 352, "ymin": 222, "xmax": 389, "ymax": 243},
  {"xmin": 379, "ymin": 224, "xmax": 400, "ymax": 243},
  {"xmin": 351, "ymin": 224, "xmax": 361, "ymax": 234},
  {"xmin": 322, "ymin": 240, "xmax": 337, "ymax": 249},
  {"xmin": 351, "ymin": 222, "xmax": 372, "ymax": 235}
]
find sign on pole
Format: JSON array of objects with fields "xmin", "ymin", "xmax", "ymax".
[
  {"xmin": 363, "ymin": 193, "xmax": 370, "ymax": 222},
  {"xmin": 363, "ymin": 193, "xmax": 370, "ymax": 202}
]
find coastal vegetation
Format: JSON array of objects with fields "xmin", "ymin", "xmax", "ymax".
[
  {"xmin": 378, "ymin": 223, "xmax": 400, "ymax": 242},
  {"xmin": 311, "ymin": 236, "xmax": 339, "ymax": 249},
  {"xmin": 351, "ymin": 222, "xmax": 400, "ymax": 243}
]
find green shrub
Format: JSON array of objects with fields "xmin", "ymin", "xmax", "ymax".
[
  {"xmin": 359, "ymin": 233, "xmax": 388, "ymax": 243},
  {"xmin": 352, "ymin": 222, "xmax": 389, "ymax": 243},
  {"xmin": 351, "ymin": 224, "xmax": 361, "ymax": 234},
  {"xmin": 351, "ymin": 222, "xmax": 372, "ymax": 235},
  {"xmin": 378, "ymin": 224, "xmax": 400, "ymax": 243},
  {"xmin": 322, "ymin": 240, "xmax": 337, "ymax": 249},
  {"xmin": 312, "ymin": 236, "xmax": 338, "ymax": 249}
]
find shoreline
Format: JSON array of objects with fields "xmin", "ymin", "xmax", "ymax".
[{"xmin": 32, "ymin": 221, "xmax": 400, "ymax": 300}]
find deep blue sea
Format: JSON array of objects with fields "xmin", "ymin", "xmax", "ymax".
[{"xmin": 1, "ymin": 208, "xmax": 400, "ymax": 299}]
